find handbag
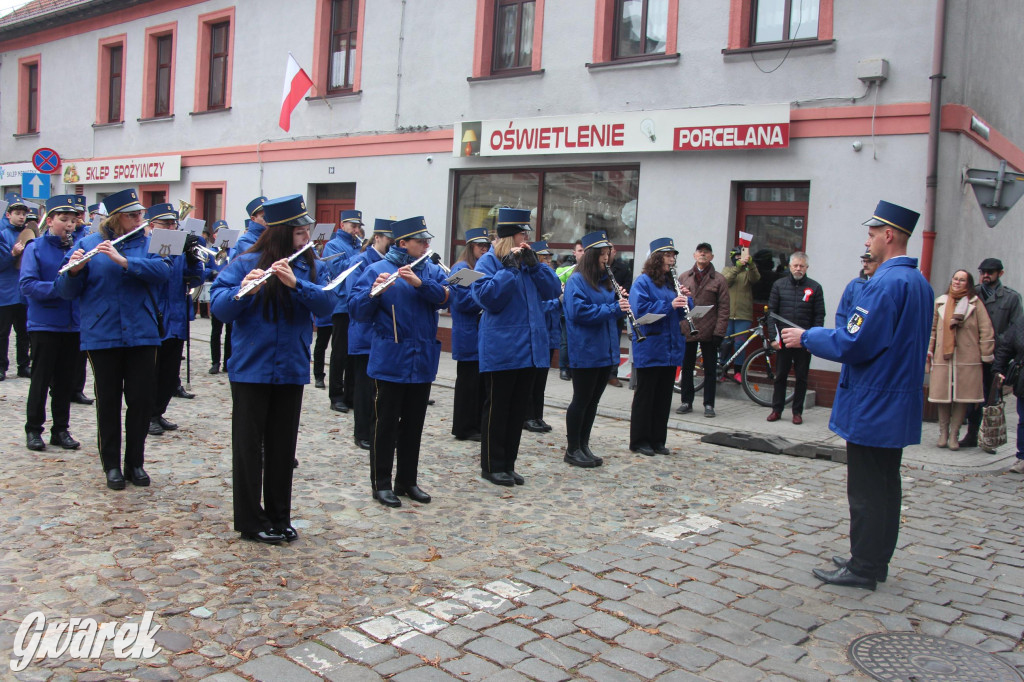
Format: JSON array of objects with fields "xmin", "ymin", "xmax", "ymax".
[{"xmin": 979, "ymin": 381, "xmax": 1007, "ymax": 453}]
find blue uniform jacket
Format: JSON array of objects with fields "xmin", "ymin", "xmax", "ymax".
[
  {"xmin": 19, "ymin": 232, "xmax": 80, "ymax": 332},
  {"xmin": 322, "ymin": 231, "xmax": 362, "ymax": 316},
  {"xmin": 542, "ymin": 297, "xmax": 561, "ymax": 350},
  {"xmin": 210, "ymin": 251, "xmax": 334, "ymax": 384},
  {"xmin": 802, "ymin": 256, "xmax": 933, "ymax": 448},
  {"xmin": 631, "ymin": 273, "xmax": 686, "ymax": 368},
  {"xmin": 564, "ymin": 272, "xmax": 625, "ymax": 369},
  {"xmin": 231, "ymin": 220, "xmax": 265, "ymax": 259},
  {"xmin": 0, "ymin": 217, "xmax": 28, "ymax": 306},
  {"xmin": 157, "ymin": 254, "xmax": 204, "ymax": 341},
  {"xmin": 345, "ymin": 247, "xmax": 383, "ymax": 355},
  {"xmin": 449, "ymin": 260, "xmax": 483, "ymax": 362},
  {"xmin": 835, "ymin": 276, "xmax": 868, "ymax": 330},
  {"xmin": 54, "ymin": 230, "xmax": 172, "ymax": 350},
  {"xmin": 349, "ymin": 251, "xmax": 448, "ymax": 384},
  {"xmin": 470, "ymin": 250, "xmax": 562, "ymax": 372}
]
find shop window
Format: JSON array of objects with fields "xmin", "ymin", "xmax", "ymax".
[
  {"xmin": 313, "ymin": 0, "xmax": 364, "ymax": 95},
  {"xmin": 591, "ymin": 0, "xmax": 676, "ymax": 65},
  {"xmin": 452, "ymin": 166, "xmax": 639, "ymax": 267},
  {"xmin": 193, "ymin": 8, "xmax": 234, "ymax": 113},
  {"xmin": 142, "ymin": 24, "xmax": 176, "ymax": 119},
  {"xmin": 97, "ymin": 37, "xmax": 125, "ymax": 124},
  {"xmin": 18, "ymin": 55, "xmax": 41, "ymax": 134},
  {"xmin": 471, "ymin": 0, "xmax": 544, "ymax": 78},
  {"xmin": 726, "ymin": 0, "xmax": 832, "ymax": 50},
  {"xmin": 736, "ymin": 182, "xmax": 810, "ymax": 302}
]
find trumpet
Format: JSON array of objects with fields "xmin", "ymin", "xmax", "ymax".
[
  {"xmin": 232, "ymin": 241, "xmax": 314, "ymax": 300},
  {"xmin": 190, "ymin": 242, "xmax": 231, "ymax": 266},
  {"xmin": 670, "ymin": 266, "xmax": 698, "ymax": 335},
  {"xmin": 58, "ymin": 222, "xmax": 149, "ymax": 275},
  {"xmin": 606, "ymin": 265, "xmax": 645, "ymax": 343},
  {"xmin": 369, "ymin": 250, "xmax": 432, "ymax": 298}
]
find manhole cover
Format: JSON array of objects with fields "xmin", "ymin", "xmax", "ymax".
[
  {"xmin": 650, "ymin": 484, "xmax": 674, "ymax": 492},
  {"xmin": 848, "ymin": 632, "xmax": 1023, "ymax": 682}
]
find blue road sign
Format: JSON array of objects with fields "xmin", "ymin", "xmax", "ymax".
[
  {"xmin": 32, "ymin": 148, "xmax": 61, "ymax": 174},
  {"xmin": 21, "ymin": 172, "xmax": 51, "ymax": 200}
]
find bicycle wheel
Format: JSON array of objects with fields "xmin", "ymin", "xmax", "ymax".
[
  {"xmin": 673, "ymin": 346, "xmax": 707, "ymax": 393},
  {"xmin": 741, "ymin": 348, "xmax": 794, "ymax": 407}
]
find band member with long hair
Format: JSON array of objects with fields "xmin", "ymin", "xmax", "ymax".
[
  {"xmin": 563, "ymin": 230, "xmax": 630, "ymax": 468},
  {"xmin": 19, "ymin": 195, "xmax": 85, "ymax": 451},
  {"xmin": 55, "ymin": 189, "xmax": 172, "ymax": 490},
  {"xmin": 471, "ymin": 208, "xmax": 561, "ymax": 486},
  {"xmin": 350, "ymin": 217, "xmax": 449, "ymax": 508},
  {"xmin": 211, "ymin": 194, "xmax": 334, "ymax": 544},
  {"xmin": 523, "ymin": 241, "xmax": 560, "ymax": 433},
  {"xmin": 449, "ymin": 226, "xmax": 490, "ymax": 441},
  {"xmin": 629, "ymin": 238, "xmax": 688, "ymax": 456}
]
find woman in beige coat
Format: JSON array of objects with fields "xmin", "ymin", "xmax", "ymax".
[{"xmin": 927, "ymin": 269, "xmax": 995, "ymax": 449}]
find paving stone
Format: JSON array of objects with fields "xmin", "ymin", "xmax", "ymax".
[
  {"xmin": 754, "ymin": 620, "xmax": 811, "ymax": 646},
  {"xmin": 697, "ymin": 636, "xmax": 768, "ymax": 667},
  {"xmin": 625, "ymin": 591, "xmax": 678, "ymax": 617},
  {"xmin": 515, "ymin": 571, "xmax": 573, "ymax": 594},
  {"xmin": 576, "ymin": 611, "xmax": 632, "ymax": 639},
  {"xmin": 614, "ymin": 629, "xmax": 672, "ymax": 655},
  {"xmin": 372, "ymin": 653, "xmax": 424, "ymax": 677},
  {"xmin": 600, "ymin": 646, "xmax": 670, "ymax": 678},
  {"xmin": 435, "ymin": 624, "xmax": 481, "ymax": 648},
  {"xmin": 701, "ymin": 657, "xmax": 767, "ymax": 681},
  {"xmin": 456, "ymin": 612, "xmax": 503, "ymax": 631},
  {"xmin": 597, "ymin": 600, "xmax": 663, "ymax": 628},
  {"xmin": 464, "ymin": 635, "xmax": 529, "ymax": 666},
  {"xmin": 519, "ymin": 590, "xmax": 562, "ymax": 608},
  {"xmin": 545, "ymin": 601, "xmax": 595, "ymax": 621},
  {"xmin": 319, "ymin": 627, "xmax": 400, "ymax": 666},
  {"xmin": 391, "ymin": 667, "xmax": 459, "ymax": 682},
  {"xmin": 238, "ymin": 655, "xmax": 320, "ymax": 682},
  {"xmin": 392, "ymin": 632, "xmax": 461, "ymax": 662},
  {"xmin": 576, "ymin": 661, "xmax": 643, "ymax": 682},
  {"xmin": 658, "ymin": 642, "xmax": 719, "ymax": 672},
  {"xmin": 522, "ymin": 637, "xmax": 591, "ymax": 669},
  {"xmin": 911, "ymin": 602, "xmax": 963, "ymax": 624},
  {"xmin": 513, "ymin": 656, "xmax": 573, "ymax": 682},
  {"xmin": 533, "ymin": 618, "xmax": 579, "ymax": 638},
  {"xmin": 440, "ymin": 654, "xmax": 502, "ymax": 681},
  {"xmin": 963, "ymin": 615, "xmax": 1024, "ymax": 639},
  {"xmin": 482, "ymin": 622, "xmax": 539, "ymax": 648}
]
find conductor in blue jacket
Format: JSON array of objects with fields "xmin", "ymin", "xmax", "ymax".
[
  {"xmin": 19, "ymin": 195, "xmax": 85, "ymax": 452},
  {"xmin": 471, "ymin": 208, "xmax": 561, "ymax": 487},
  {"xmin": 782, "ymin": 200, "xmax": 932, "ymax": 590},
  {"xmin": 211, "ymin": 194, "xmax": 335, "ymax": 544},
  {"xmin": 449, "ymin": 226, "xmax": 490, "ymax": 441},
  {"xmin": 350, "ymin": 216, "xmax": 449, "ymax": 508},
  {"xmin": 55, "ymin": 188, "xmax": 172, "ymax": 490}
]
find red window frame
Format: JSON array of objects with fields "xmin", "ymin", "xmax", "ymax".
[
  {"xmin": 492, "ymin": 0, "xmax": 535, "ymax": 72},
  {"xmin": 207, "ymin": 21, "xmax": 230, "ymax": 109},
  {"xmin": 327, "ymin": 0, "xmax": 358, "ymax": 92}
]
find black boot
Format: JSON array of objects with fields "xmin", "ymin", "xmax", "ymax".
[
  {"xmin": 50, "ymin": 431, "xmax": 81, "ymax": 450},
  {"xmin": 26, "ymin": 432, "xmax": 46, "ymax": 451},
  {"xmin": 958, "ymin": 424, "xmax": 979, "ymax": 449}
]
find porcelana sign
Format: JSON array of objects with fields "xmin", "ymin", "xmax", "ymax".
[
  {"xmin": 60, "ymin": 155, "xmax": 182, "ymax": 185},
  {"xmin": 456, "ymin": 104, "xmax": 790, "ymax": 157}
]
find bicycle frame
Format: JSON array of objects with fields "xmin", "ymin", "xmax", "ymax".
[{"xmin": 712, "ymin": 315, "xmax": 774, "ymax": 381}]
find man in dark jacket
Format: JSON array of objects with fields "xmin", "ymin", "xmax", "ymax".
[
  {"xmin": 960, "ymin": 257, "xmax": 1023, "ymax": 448},
  {"xmin": 993, "ymin": 316, "xmax": 1024, "ymax": 473},
  {"xmin": 767, "ymin": 251, "xmax": 825, "ymax": 424},
  {"xmin": 676, "ymin": 242, "xmax": 729, "ymax": 418}
]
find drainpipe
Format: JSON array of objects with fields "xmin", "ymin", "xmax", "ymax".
[{"xmin": 921, "ymin": 0, "xmax": 947, "ymax": 281}]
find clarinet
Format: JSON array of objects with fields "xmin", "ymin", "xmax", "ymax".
[
  {"xmin": 606, "ymin": 265, "xmax": 645, "ymax": 343},
  {"xmin": 670, "ymin": 266, "xmax": 698, "ymax": 335}
]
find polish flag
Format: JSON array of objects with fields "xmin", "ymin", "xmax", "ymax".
[{"xmin": 280, "ymin": 53, "xmax": 313, "ymax": 132}]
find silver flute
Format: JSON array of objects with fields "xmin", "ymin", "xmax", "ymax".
[
  {"xmin": 670, "ymin": 266, "xmax": 698, "ymax": 334},
  {"xmin": 57, "ymin": 222, "xmax": 149, "ymax": 275},
  {"xmin": 232, "ymin": 241, "xmax": 314, "ymax": 300},
  {"xmin": 369, "ymin": 250, "xmax": 432, "ymax": 298},
  {"xmin": 606, "ymin": 265, "xmax": 645, "ymax": 342}
]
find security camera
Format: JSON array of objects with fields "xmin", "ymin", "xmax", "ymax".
[
  {"xmin": 426, "ymin": 155, "xmax": 434, "ymax": 164},
  {"xmin": 852, "ymin": 141, "xmax": 863, "ymax": 152}
]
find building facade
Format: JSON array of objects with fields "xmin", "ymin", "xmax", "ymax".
[{"xmin": 2, "ymin": 0, "xmax": 1022, "ymax": 401}]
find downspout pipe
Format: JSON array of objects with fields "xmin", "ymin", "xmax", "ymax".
[{"xmin": 921, "ymin": 0, "xmax": 947, "ymax": 281}]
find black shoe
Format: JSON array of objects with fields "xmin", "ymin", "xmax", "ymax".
[
  {"xmin": 0, "ymin": 372, "xmax": 5, "ymax": 381},
  {"xmin": 653, "ymin": 445, "xmax": 671, "ymax": 455},
  {"xmin": 394, "ymin": 485, "xmax": 431, "ymax": 503},
  {"xmin": 330, "ymin": 401, "xmax": 349, "ymax": 413},
  {"xmin": 631, "ymin": 443, "xmax": 656, "ymax": 457},
  {"xmin": 564, "ymin": 448, "xmax": 597, "ymax": 468},
  {"xmin": 427, "ymin": 399, "xmax": 435, "ymax": 406},
  {"xmin": 958, "ymin": 427, "xmax": 979, "ymax": 449},
  {"xmin": 831, "ymin": 556, "xmax": 887, "ymax": 582},
  {"xmin": 71, "ymin": 392, "xmax": 94, "ymax": 405},
  {"xmin": 50, "ymin": 431, "xmax": 80, "ymax": 450},
  {"xmin": 355, "ymin": 438, "xmax": 371, "ymax": 450},
  {"xmin": 559, "ymin": 369, "xmax": 571, "ymax": 381},
  {"xmin": 148, "ymin": 418, "xmax": 164, "ymax": 436},
  {"xmin": 581, "ymin": 444, "xmax": 603, "ymax": 466},
  {"xmin": 314, "ymin": 378, "xmax": 326, "ymax": 389},
  {"xmin": 481, "ymin": 471, "xmax": 516, "ymax": 487},
  {"xmin": 271, "ymin": 526, "xmax": 298, "ymax": 542},
  {"xmin": 676, "ymin": 402, "xmax": 692, "ymax": 415},
  {"xmin": 173, "ymin": 386, "xmax": 195, "ymax": 399},
  {"xmin": 454, "ymin": 431, "xmax": 482, "ymax": 442},
  {"xmin": 293, "ymin": 458, "xmax": 298, "ymax": 469},
  {"xmin": 17, "ymin": 368, "xmax": 31, "ymax": 378},
  {"xmin": 209, "ymin": 365, "xmax": 221, "ymax": 375},
  {"xmin": 155, "ymin": 416, "xmax": 178, "ymax": 431},
  {"xmin": 106, "ymin": 469, "xmax": 126, "ymax": 490},
  {"xmin": 373, "ymin": 490, "xmax": 402, "ymax": 507},
  {"xmin": 704, "ymin": 406, "xmax": 716, "ymax": 418},
  {"xmin": 812, "ymin": 565, "xmax": 876, "ymax": 591},
  {"xmin": 537, "ymin": 419, "xmax": 553, "ymax": 432},
  {"xmin": 26, "ymin": 432, "xmax": 46, "ymax": 451},
  {"xmin": 241, "ymin": 530, "xmax": 285, "ymax": 544},
  {"xmin": 509, "ymin": 471, "xmax": 525, "ymax": 485},
  {"xmin": 523, "ymin": 419, "xmax": 547, "ymax": 433},
  {"xmin": 126, "ymin": 467, "xmax": 150, "ymax": 486}
]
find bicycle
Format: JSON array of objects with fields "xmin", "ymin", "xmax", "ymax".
[{"xmin": 674, "ymin": 307, "xmax": 794, "ymax": 407}]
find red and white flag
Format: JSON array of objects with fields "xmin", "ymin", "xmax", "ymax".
[{"xmin": 279, "ymin": 53, "xmax": 313, "ymax": 132}]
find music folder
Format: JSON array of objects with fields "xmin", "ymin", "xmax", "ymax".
[
  {"xmin": 214, "ymin": 228, "xmax": 241, "ymax": 250},
  {"xmin": 687, "ymin": 305, "xmax": 714, "ymax": 320},
  {"xmin": 148, "ymin": 228, "xmax": 186, "ymax": 256},
  {"xmin": 179, "ymin": 217, "xmax": 205, "ymax": 236},
  {"xmin": 447, "ymin": 269, "xmax": 483, "ymax": 286},
  {"xmin": 633, "ymin": 313, "xmax": 666, "ymax": 326},
  {"xmin": 311, "ymin": 223, "xmax": 334, "ymax": 244}
]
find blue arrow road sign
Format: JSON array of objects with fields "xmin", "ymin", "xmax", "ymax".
[{"xmin": 21, "ymin": 172, "xmax": 51, "ymax": 200}]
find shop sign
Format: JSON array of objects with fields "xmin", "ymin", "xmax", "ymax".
[
  {"xmin": 0, "ymin": 162, "xmax": 38, "ymax": 182},
  {"xmin": 60, "ymin": 155, "xmax": 182, "ymax": 185},
  {"xmin": 456, "ymin": 104, "xmax": 789, "ymax": 157}
]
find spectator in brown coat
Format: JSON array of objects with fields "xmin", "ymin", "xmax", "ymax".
[{"xmin": 676, "ymin": 242, "xmax": 730, "ymax": 417}]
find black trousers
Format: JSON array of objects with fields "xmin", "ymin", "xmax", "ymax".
[
  {"xmin": 87, "ymin": 346, "xmax": 157, "ymax": 472},
  {"xmin": 210, "ymin": 314, "xmax": 231, "ymax": 368},
  {"xmin": 772, "ymin": 347, "xmax": 812, "ymax": 414},
  {"xmin": 154, "ymin": 338, "xmax": 185, "ymax": 418},
  {"xmin": 629, "ymin": 365, "xmax": 676, "ymax": 449},
  {"xmin": 26, "ymin": 331, "xmax": 79, "ymax": 435},
  {"xmin": 525, "ymin": 351, "xmax": 556, "ymax": 421},
  {"xmin": 680, "ymin": 339, "xmax": 718, "ymax": 407},
  {"xmin": 965, "ymin": 362, "xmax": 994, "ymax": 430},
  {"xmin": 480, "ymin": 368, "xmax": 534, "ymax": 474},
  {"xmin": 566, "ymin": 366, "xmax": 612, "ymax": 451},
  {"xmin": 230, "ymin": 382, "xmax": 302, "ymax": 533},
  {"xmin": 351, "ymin": 354, "xmax": 373, "ymax": 442},
  {"xmin": 0, "ymin": 303, "xmax": 30, "ymax": 374},
  {"xmin": 846, "ymin": 442, "xmax": 903, "ymax": 579},
  {"xmin": 313, "ymin": 325, "xmax": 332, "ymax": 380},
  {"xmin": 329, "ymin": 313, "xmax": 352, "ymax": 404},
  {"xmin": 452, "ymin": 360, "xmax": 484, "ymax": 438},
  {"xmin": 371, "ymin": 379, "xmax": 430, "ymax": 491}
]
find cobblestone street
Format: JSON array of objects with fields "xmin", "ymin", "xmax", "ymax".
[{"xmin": 2, "ymin": 319, "xmax": 1023, "ymax": 681}]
